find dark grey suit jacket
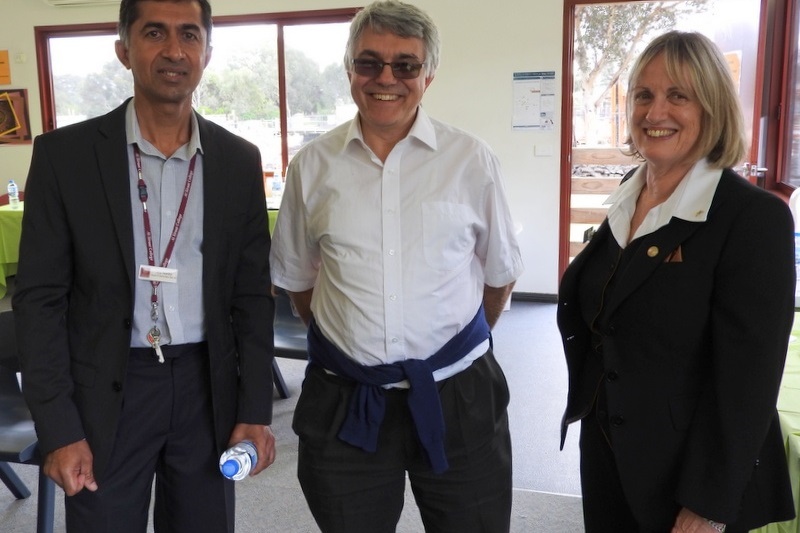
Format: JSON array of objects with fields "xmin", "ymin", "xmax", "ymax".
[
  {"xmin": 12, "ymin": 99, "xmax": 274, "ymax": 482},
  {"xmin": 558, "ymin": 168, "xmax": 795, "ymax": 529}
]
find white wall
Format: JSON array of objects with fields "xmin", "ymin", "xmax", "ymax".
[{"xmin": 0, "ymin": 0, "xmax": 564, "ymax": 295}]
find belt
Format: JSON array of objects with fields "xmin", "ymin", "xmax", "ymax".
[{"xmin": 129, "ymin": 341, "xmax": 208, "ymax": 360}]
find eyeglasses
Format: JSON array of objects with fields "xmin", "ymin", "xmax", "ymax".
[{"xmin": 351, "ymin": 58, "xmax": 426, "ymax": 79}]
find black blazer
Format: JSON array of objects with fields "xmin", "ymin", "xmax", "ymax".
[
  {"xmin": 13, "ymin": 100, "xmax": 275, "ymax": 482},
  {"xmin": 558, "ymin": 168, "xmax": 796, "ymax": 529}
]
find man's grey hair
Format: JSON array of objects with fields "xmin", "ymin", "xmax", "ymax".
[{"xmin": 344, "ymin": 0, "xmax": 441, "ymax": 77}]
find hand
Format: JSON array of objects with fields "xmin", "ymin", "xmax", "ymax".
[
  {"xmin": 227, "ymin": 423, "xmax": 276, "ymax": 476},
  {"xmin": 43, "ymin": 440, "xmax": 98, "ymax": 496},
  {"xmin": 671, "ymin": 507, "xmax": 724, "ymax": 532}
]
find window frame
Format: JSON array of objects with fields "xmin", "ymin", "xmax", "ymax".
[
  {"xmin": 34, "ymin": 8, "xmax": 359, "ymax": 176},
  {"xmin": 558, "ymin": 0, "xmax": 797, "ymax": 277},
  {"xmin": 759, "ymin": 0, "xmax": 797, "ymax": 195}
]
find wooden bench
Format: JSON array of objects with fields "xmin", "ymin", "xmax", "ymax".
[{"xmin": 569, "ymin": 147, "xmax": 637, "ymax": 257}]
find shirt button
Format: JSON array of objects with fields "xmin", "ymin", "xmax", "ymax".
[
  {"xmin": 391, "ymin": 338, "xmax": 399, "ymax": 344},
  {"xmin": 389, "ymin": 294, "xmax": 397, "ymax": 301},
  {"xmin": 388, "ymin": 249, "xmax": 395, "ymax": 256}
]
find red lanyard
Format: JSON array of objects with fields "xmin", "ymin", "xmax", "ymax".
[{"xmin": 133, "ymin": 143, "xmax": 198, "ymax": 322}]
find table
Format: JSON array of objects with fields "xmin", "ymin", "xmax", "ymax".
[
  {"xmin": 752, "ymin": 314, "xmax": 800, "ymax": 533},
  {"xmin": 0, "ymin": 205, "xmax": 272, "ymax": 301},
  {"xmin": 268, "ymin": 209, "xmax": 278, "ymax": 236},
  {"xmin": 0, "ymin": 203, "xmax": 23, "ymax": 300}
]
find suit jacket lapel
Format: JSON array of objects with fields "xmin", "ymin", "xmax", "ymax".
[
  {"xmin": 603, "ymin": 218, "xmax": 702, "ymax": 318},
  {"xmin": 96, "ymin": 101, "xmax": 136, "ymax": 291},
  {"xmin": 197, "ymin": 114, "xmax": 224, "ymax": 283}
]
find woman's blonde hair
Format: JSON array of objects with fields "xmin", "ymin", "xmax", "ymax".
[{"xmin": 623, "ymin": 31, "xmax": 747, "ymax": 169}]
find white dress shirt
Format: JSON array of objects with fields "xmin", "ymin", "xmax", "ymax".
[
  {"xmin": 605, "ymin": 158, "xmax": 723, "ymax": 248},
  {"xmin": 270, "ymin": 107, "xmax": 523, "ymax": 379}
]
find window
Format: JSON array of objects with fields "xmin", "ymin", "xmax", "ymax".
[
  {"xmin": 765, "ymin": 0, "xmax": 800, "ymax": 191},
  {"xmin": 786, "ymin": 12, "xmax": 800, "ymax": 188},
  {"xmin": 35, "ymin": 9, "xmax": 358, "ymax": 178},
  {"xmin": 559, "ymin": 0, "xmax": 762, "ymax": 272},
  {"xmin": 49, "ymin": 32, "xmax": 127, "ymax": 128}
]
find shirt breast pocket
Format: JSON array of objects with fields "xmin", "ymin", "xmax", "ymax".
[{"xmin": 422, "ymin": 201, "xmax": 476, "ymax": 271}]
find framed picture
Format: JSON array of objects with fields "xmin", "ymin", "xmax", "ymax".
[{"xmin": 0, "ymin": 89, "xmax": 31, "ymax": 145}]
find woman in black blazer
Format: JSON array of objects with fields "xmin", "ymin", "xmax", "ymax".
[{"xmin": 558, "ymin": 31, "xmax": 795, "ymax": 532}]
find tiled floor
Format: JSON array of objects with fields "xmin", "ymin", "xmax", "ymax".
[
  {"xmin": 491, "ymin": 298, "xmax": 581, "ymax": 496},
  {"xmin": 0, "ymin": 282, "xmax": 584, "ymax": 531}
]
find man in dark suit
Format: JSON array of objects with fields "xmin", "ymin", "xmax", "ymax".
[{"xmin": 12, "ymin": 1, "xmax": 276, "ymax": 531}]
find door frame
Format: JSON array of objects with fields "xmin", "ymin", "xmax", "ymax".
[{"xmin": 558, "ymin": 0, "xmax": 773, "ymax": 278}]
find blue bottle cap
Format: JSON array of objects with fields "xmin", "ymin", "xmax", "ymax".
[{"xmin": 221, "ymin": 460, "xmax": 239, "ymax": 477}]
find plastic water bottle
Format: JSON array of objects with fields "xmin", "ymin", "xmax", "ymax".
[
  {"xmin": 219, "ymin": 441, "xmax": 257, "ymax": 480},
  {"xmin": 7, "ymin": 180, "xmax": 19, "ymax": 209}
]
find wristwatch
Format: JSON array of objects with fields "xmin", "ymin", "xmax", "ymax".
[{"xmin": 706, "ymin": 519, "xmax": 726, "ymax": 532}]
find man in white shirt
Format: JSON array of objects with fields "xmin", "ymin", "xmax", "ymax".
[{"xmin": 270, "ymin": 1, "xmax": 523, "ymax": 531}]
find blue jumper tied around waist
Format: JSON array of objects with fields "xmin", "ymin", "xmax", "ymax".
[{"xmin": 306, "ymin": 306, "xmax": 491, "ymax": 474}]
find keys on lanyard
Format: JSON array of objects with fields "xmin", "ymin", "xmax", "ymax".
[
  {"xmin": 147, "ymin": 297, "xmax": 164, "ymax": 363},
  {"xmin": 147, "ymin": 326, "xmax": 164, "ymax": 363},
  {"xmin": 134, "ymin": 144, "xmax": 197, "ymax": 364},
  {"xmin": 145, "ymin": 297, "xmax": 163, "ymax": 363}
]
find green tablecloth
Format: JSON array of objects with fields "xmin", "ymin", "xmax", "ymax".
[
  {"xmin": 0, "ymin": 203, "xmax": 23, "ymax": 300},
  {"xmin": 268, "ymin": 209, "xmax": 278, "ymax": 236},
  {"xmin": 0, "ymin": 206, "xmax": 274, "ymax": 301},
  {"xmin": 752, "ymin": 314, "xmax": 800, "ymax": 533}
]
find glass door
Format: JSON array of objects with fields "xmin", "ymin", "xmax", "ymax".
[{"xmin": 560, "ymin": 0, "xmax": 763, "ymax": 273}]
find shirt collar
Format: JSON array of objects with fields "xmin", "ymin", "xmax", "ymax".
[
  {"xmin": 606, "ymin": 158, "xmax": 720, "ymax": 221},
  {"xmin": 342, "ymin": 106, "xmax": 438, "ymax": 154},
  {"xmin": 406, "ymin": 107, "xmax": 437, "ymax": 150},
  {"xmin": 124, "ymin": 99, "xmax": 203, "ymax": 160},
  {"xmin": 671, "ymin": 158, "xmax": 722, "ymax": 222},
  {"xmin": 605, "ymin": 158, "xmax": 722, "ymax": 245}
]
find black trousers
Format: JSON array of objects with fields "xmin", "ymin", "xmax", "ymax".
[
  {"xmin": 293, "ymin": 350, "xmax": 513, "ymax": 533},
  {"xmin": 65, "ymin": 344, "xmax": 235, "ymax": 533}
]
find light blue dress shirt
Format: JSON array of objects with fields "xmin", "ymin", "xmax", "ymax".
[{"xmin": 124, "ymin": 100, "xmax": 206, "ymax": 348}]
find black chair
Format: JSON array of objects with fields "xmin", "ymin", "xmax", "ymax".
[
  {"xmin": 272, "ymin": 288, "xmax": 308, "ymax": 399},
  {"xmin": 0, "ymin": 311, "xmax": 55, "ymax": 533}
]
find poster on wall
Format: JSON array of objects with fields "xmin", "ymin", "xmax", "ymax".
[
  {"xmin": 512, "ymin": 71, "xmax": 556, "ymax": 130},
  {"xmin": 0, "ymin": 89, "xmax": 32, "ymax": 145},
  {"xmin": 0, "ymin": 51, "xmax": 10, "ymax": 85}
]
